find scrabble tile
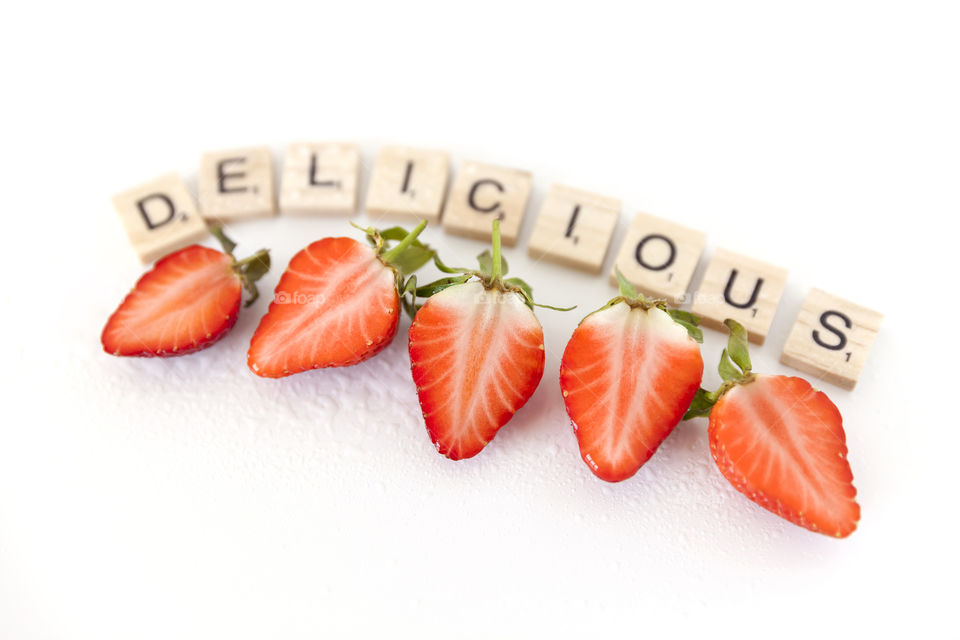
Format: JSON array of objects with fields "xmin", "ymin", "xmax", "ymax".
[
  {"xmin": 365, "ymin": 146, "xmax": 450, "ymax": 223},
  {"xmin": 112, "ymin": 173, "xmax": 209, "ymax": 264},
  {"xmin": 527, "ymin": 184, "xmax": 620, "ymax": 274},
  {"xmin": 198, "ymin": 147, "xmax": 276, "ymax": 220},
  {"xmin": 609, "ymin": 212, "xmax": 707, "ymax": 304},
  {"xmin": 279, "ymin": 142, "xmax": 359, "ymax": 215},
  {"xmin": 780, "ymin": 288, "xmax": 882, "ymax": 390},
  {"xmin": 442, "ymin": 161, "xmax": 533, "ymax": 246},
  {"xmin": 691, "ymin": 248, "xmax": 788, "ymax": 345}
]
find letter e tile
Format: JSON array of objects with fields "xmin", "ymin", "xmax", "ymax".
[{"xmin": 198, "ymin": 147, "xmax": 276, "ymax": 220}]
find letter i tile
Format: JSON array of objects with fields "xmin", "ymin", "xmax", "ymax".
[
  {"xmin": 365, "ymin": 146, "xmax": 449, "ymax": 223},
  {"xmin": 527, "ymin": 184, "xmax": 620, "ymax": 274}
]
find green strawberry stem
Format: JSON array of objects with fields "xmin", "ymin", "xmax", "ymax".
[
  {"xmin": 723, "ymin": 318, "xmax": 753, "ymax": 374},
  {"xmin": 682, "ymin": 319, "xmax": 756, "ymax": 420},
  {"xmin": 205, "ymin": 223, "xmax": 271, "ymax": 307},
  {"xmin": 233, "ymin": 249, "xmax": 270, "ymax": 268},
  {"xmin": 208, "ymin": 222, "xmax": 237, "ymax": 257},
  {"xmin": 408, "ymin": 219, "xmax": 573, "ymax": 312},
  {"xmin": 490, "ymin": 219, "xmax": 503, "ymax": 283},
  {"xmin": 234, "ymin": 249, "xmax": 271, "ymax": 307},
  {"xmin": 381, "ymin": 219, "xmax": 428, "ymax": 263}
]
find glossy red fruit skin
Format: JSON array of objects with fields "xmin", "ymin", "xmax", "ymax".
[
  {"xmin": 708, "ymin": 375, "xmax": 860, "ymax": 538},
  {"xmin": 101, "ymin": 245, "xmax": 241, "ymax": 357},
  {"xmin": 247, "ymin": 237, "xmax": 400, "ymax": 378},
  {"xmin": 559, "ymin": 303, "xmax": 703, "ymax": 482},
  {"xmin": 408, "ymin": 281, "xmax": 545, "ymax": 460}
]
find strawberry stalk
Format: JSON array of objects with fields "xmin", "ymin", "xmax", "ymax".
[
  {"xmin": 409, "ymin": 219, "xmax": 574, "ymax": 315},
  {"xmin": 349, "ymin": 219, "xmax": 440, "ymax": 318},
  {"xmin": 208, "ymin": 223, "xmax": 271, "ymax": 307},
  {"xmin": 351, "ymin": 219, "xmax": 433, "ymax": 276},
  {"xmin": 683, "ymin": 319, "xmax": 757, "ymax": 419},
  {"xmin": 380, "ymin": 219, "xmax": 428, "ymax": 265},
  {"xmin": 489, "ymin": 219, "xmax": 504, "ymax": 283}
]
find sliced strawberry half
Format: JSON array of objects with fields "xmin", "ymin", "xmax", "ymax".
[
  {"xmin": 409, "ymin": 281, "xmax": 545, "ymax": 459},
  {"xmin": 686, "ymin": 319, "xmax": 860, "ymax": 538},
  {"xmin": 247, "ymin": 221, "xmax": 433, "ymax": 377},
  {"xmin": 102, "ymin": 226, "xmax": 269, "ymax": 357},
  {"xmin": 407, "ymin": 220, "xmax": 565, "ymax": 460},
  {"xmin": 560, "ymin": 274, "xmax": 704, "ymax": 482}
]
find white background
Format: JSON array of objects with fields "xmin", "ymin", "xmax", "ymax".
[{"xmin": 2, "ymin": 1, "xmax": 958, "ymax": 638}]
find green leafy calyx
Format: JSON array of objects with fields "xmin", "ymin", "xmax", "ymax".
[
  {"xmin": 352, "ymin": 220, "xmax": 434, "ymax": 278},
  {"xmin": 209, "ymin": 222, "xmax": 271, "ymax": 308},
  {"xmin": 602, "ymin": 268, "xmax": 702, "ymax": 343},
  {"xmin": 410, "ymin": 219, "xmax": 574, "ymax": 314},
  {"xmin": 682, "ymin": 319, "xmax": 756, "ymax": 420}
]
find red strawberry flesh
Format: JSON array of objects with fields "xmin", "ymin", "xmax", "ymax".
[
  {"xmin": 101, "ymin": 245, "xmax": 241, "ymax": 357},
  {"xmin": 247, "ymin": 237, "xmax": 399, "ymax": 377},
  {"xmin": 409, "ymin": 281, "xmax": 545, "ymax": 460},
  {"xmin": 560, "ymin": 303, "xmax": 703, "ymax": 482},
  {"xmin": 709, "ymin": 374, "xmax": 860, "ymax": 537}
]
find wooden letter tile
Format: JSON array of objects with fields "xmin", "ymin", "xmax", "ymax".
[
  {"xmin": 279, "ymin": 142, "xmax": 359, "ymax": 215},
  {"xmin": 609, "ymin": 212, "xmax": 706, "ymax": 304},
  {"xmin": 198, "ymin": 147, "xmax": 276, "ymax": 220},
  {"xmin": 691, "ymin": 248, "xmax": 788, "ymax": 345},
  {"xmin": 112, "ymin": 173, "xmax": 208, "ymax": 264},
  {"xmin": 442, "ymin": 161, "xmax": 533, "ymax": 246},
  {"xmin": 527, "ymin": 184, "xmax": 620, "ymax": 274},
  {"xmin": 780, "ymin": 288, "xmax": 882, "ymax": 390},
  {"xmin": 365, "ymin": 146, "xmax": 449, "ymax": 223}
]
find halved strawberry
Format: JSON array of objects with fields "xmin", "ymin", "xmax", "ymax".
[
  {"xmin": 560, "ymin": 271, "xmax": 704, "ymax": 482},
  {"xmin": 408, "ymin": 220, "xmax": 566, "ymax": 460},
  {"xmin": 247, "ymin": 221, "xmax": 433, "ymax": 377},
  {"xmin": 101, "ymin": 225, "xmax": 269, "ymax": 357},
  {"xmin": 685, "ymin": 320, "xmax": 860, "ymax": 538}
]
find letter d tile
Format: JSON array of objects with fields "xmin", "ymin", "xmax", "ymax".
[{"xmin": 111, "ymin": 173, "xmax": 208, "ymax": 264}]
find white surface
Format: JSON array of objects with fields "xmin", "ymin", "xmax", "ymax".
[{"xmin": 2, "ymin": 2, "xmax": 958, "ymax": 638}]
